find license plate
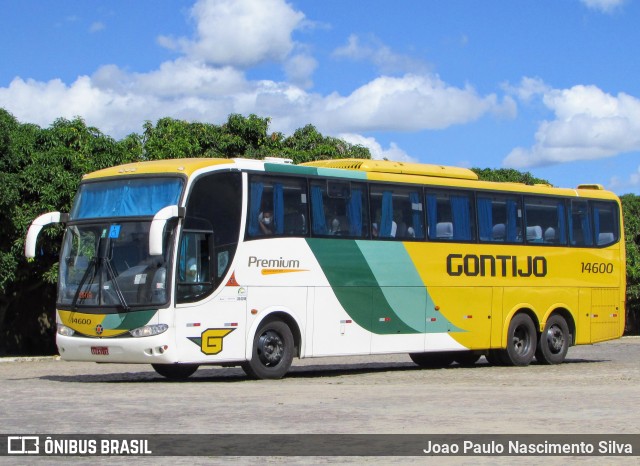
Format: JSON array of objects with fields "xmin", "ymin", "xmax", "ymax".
[{"xmin": 91, "ymin": 346, "xmax": 109, "ymax": 355}]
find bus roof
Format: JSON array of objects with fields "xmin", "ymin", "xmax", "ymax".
[
  {"xmin": 81, "ymin": 157, "xmax": 619, "ymax": 201},
  {"xmin": 82, "ymin": 158, "xmax": 233, "ymax": 180},
  {"xmin": 301, "ymin": 158, "xmax": 479, "ymax": 180}
]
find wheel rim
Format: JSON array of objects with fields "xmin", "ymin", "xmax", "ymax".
[
  {"xmin": 545, "ymin": 324, "xmax": 565, "ymax": 354},
  {"xmin": 512, "ymin": 324, "xmax": 532, "ymax": 356},
  {"xmin": 257, "ymin": 330, "xmax": 285, "ymax": 367}
]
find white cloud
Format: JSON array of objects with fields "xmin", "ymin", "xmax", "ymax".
[
  {"xmin": 92, "ymin": 59, "xmax": 249, "ymax": 97},
  {"xmin": 502, "ymin": 76, "xmax": 550, "ymax": 103},
  {"xmin": 159, "ymin": 0, "xmax": 305, "ymax": 68},
  {"xmin": 580, "ymin": 0, "xmax": 626, "ymax": 14},
  {"xmin": 504, "ymin": 79, "xmax": 640, "ymax": 168},
  {"xmin": 89, "ymin": 21, "xmax": 105, "ymax": 33},
  {"xmin": 319, "ymin": 74, "xmax": 512, "ymax": 133},
  {"xmin": 283, "ymin": 53, "xmax": 317, "ymax": 90},
  {"xmin": 0, "ymin": 0, "xmax": 510, "ymax": 141},
  {"xmin": 338, "ymin": 133, "xmax": 416, "ymax": 162},
  {"xmin": 333, "ymin": 34, "xmax": 429, "ymax": 75},
  {"xmin": 609, "ymin": 166, "xmax": 640, "ymax": 191}
]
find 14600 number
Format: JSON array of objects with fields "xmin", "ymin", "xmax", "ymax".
[{"xmin": 581, "ymin": 262, "xmax": 614, "ymax": 274}]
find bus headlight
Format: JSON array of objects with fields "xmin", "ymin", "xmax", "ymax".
[
  {"xmin": 129, "ymin": 324, "xmax": 168, "ymax": 338},
  {"xmin": 57, "ymin": 324, "xmax": 75, "ymax": 337}
]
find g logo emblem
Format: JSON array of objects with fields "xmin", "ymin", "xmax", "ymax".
[{"xmin": 201, "ymin": 328, "xmax": 235, "ymax": 355}]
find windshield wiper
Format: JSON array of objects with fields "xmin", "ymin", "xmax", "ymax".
[
  {"xmin": 71, "ymin": 257, "xmax": 97, "ymax": 310},
  {"xmin": 71, "ymin": 236, "xmax": 130, "ymax": 311},
  {"xmin": 103, "ymin": 256, "xmax": 130, "ymax": 311}
]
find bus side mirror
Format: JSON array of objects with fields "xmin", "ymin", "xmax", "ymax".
[
  {"xmin": 25, "ymin": 212, "xmax": 68, "ymax": 258},
  {"xmin": 149, "ymin": 205, "xmax": 185, "ymax": 256}
]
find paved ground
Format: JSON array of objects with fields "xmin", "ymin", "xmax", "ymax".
[{"xmin": 1, "ymin": 338, "xmax": 639, "ymax": 464}]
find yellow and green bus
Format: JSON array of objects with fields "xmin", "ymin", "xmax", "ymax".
[{"xmin": 25, "ymin": 157, "xmax": 625, "ymax": 379}]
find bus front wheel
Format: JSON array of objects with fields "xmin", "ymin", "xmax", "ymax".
[
  {"xmin": 535, "ymin": 314, "xmax": 570, "ymax": 365},
  {"xmin": 152, "ymin": 363, "xmax": 199, "ymax": 380},
  {"xmin": 503, "ymin": 313, "xmax": 537, "ymax": 366},
  {"xmin": 242, "ymin": 320, "xmax": 294, "ymax": 380}
]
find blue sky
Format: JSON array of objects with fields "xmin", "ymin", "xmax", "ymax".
[{"xmin": 1, "ymin": 0, "xmax": 640, "ymax": 193}]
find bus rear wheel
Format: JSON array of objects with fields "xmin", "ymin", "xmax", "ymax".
[
  {"xmin": 409, "ymin": 352, "xmax": 455, "ymax": 368},
  {"xmin": 535, "ymin": 314, "xmax": 570, "ymax": 365},
  {"xmin": 242, "ymin": 320, "xmax": 294, "ymax": 380},
  {"xmin": 503, "ymin": 313, "xmax": 537, "ymax": 366},
  {"xmin": 152, "ymin": 363, "xmax": 199, "ymax": 380}
]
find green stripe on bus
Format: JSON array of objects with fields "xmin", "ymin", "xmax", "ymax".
[
  {"xmin": 355, "ymin": 241, "xmax": 425, "ymax": 332},
  {"xmin": 316, "ymin": 168, "xmax": 368, "ymax": 180},
  {"xmin": 264, "ymin": 163, "xmax": 368, "ymax": 180},
  {"xmin": 306, "ymin": 238, "xmax": 418, "ymax": 334},
  {"xmin": 105, "ymin": 309, "xmax": 157, "ymax": 330},
  {"xmin": 264, "ymin": 163, "xmax": 319, "ymax": 176}
]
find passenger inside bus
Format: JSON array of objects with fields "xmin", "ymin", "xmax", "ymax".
[{"xmin": 258, "ymin": 210, "xmax": 275, "ymax": 235}]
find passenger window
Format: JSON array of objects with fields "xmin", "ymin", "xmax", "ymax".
[
  {"xmin": 477, "ymin": 194, "xmax": 522, "ymax": 243},
  {"xmin": 247, "ymin": 176, "xmax": 308, "ymax": 237},
  {"xmin": 310, "ymin": 180, "xmax": 368, "ymax": 238},
  {"xmin": 426, "ymin": 190, "xmax": 475, "ymax": 241},
  {"xmin": 569, "ymin": 200, "xmax": 593, "ymax": 246},
  {"xmin": 177, "ymin": 231, "xmax": 213, "ymax": 302},
  {"xmin": 370, "ymin": 185, "xmax": 425, "ymax": 240},
  {"xmin": 524, "ymin": 197, "xmax": 567, "ymax": 245},
  {"xmin": 593, "ymin": 202, "xmax": 618, "ymax": 246}
]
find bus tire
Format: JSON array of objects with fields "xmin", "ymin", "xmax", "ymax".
[
  {"xmin": 152, "ymin": 363, "xmax": 199, "ymax": 380},
  {"xmin": 535, "ymin": 314, "xmax": 570, "ymax": 365},
  {"xmin": 409, "ymin": 352, "xmax": 454, "ymax": 368},
  {"xmin": 242, "ymin": 320, "xmax": 294, "ymax": 380},
  {"xmin": 504, "ymin": 313, "xmax": 537, "ymax": 366}
]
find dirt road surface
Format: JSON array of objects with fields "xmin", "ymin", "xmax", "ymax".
[{"xmin": 1, "ymin": 337, "xmax": 639, "ymax": 465}]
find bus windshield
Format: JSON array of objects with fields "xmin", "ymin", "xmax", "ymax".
[
  {"xmin": 58, "ymin": 221, "xmax": 172, "ymax": 310},
  {"xmin": 71, "ymin": 177, "xmax": 183, "ymax": 220}
]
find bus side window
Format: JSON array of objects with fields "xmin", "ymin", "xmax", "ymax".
[
  {"xmin": 426, "ymin": 190, "xmax": 475, "ymax": 241},
  {"xmin": 248, "ymin": 176, "xmax": 308, "ymax": 238},
  {"xmin": 524, "ymin": 196, "xmax": 567, "ymax": 245},
  {"xmin": 477, "ymin": 194, "xmax": 522, "ymax": 243},
  {"xmin": 177, "ymin": 231, "xmax": 213, "ymax": 302},
  {"xmin": 593, "ymin": 202, "xmax": 619, "ymax": 246},
  {"xmin": 310, "ymin": 180, "xmax": 368, "ymax": 238},
  {"xmin": 569, "ymin": 200, "xmax": 593, "ymax": 246},
  {"xmin": 370, "ymin": 185, "xmax": 425, "ymax": 240}
]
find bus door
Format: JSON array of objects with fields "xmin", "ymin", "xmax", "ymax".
[{"xmin": 174, "ymin": 230, "xmax": 247, "ymax": 362}]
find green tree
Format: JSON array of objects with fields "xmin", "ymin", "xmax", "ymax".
[
  {"xmin": 0, "ymin": 110, "xmax": 134, "ymax": 354},
  {"xmin": 472, "ymin": 167, "xmax": 551, "ymax": 185},
  {"xmin": 142, "ymin": 114, "xmax": 276, "ymax": 160},
  {"xmin": 280, "ymin": 124, "xmax": 370, "ymax": 163},
  {"xmin": 0, "ymin": 109, "xmax": 371, "ymax": 355},
  {"xmin": 621, "ymin": 194, "xmax": 640, "ymax": 334}
]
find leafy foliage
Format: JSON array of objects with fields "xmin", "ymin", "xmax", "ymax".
[
  {"xmin": 0, "ymin": 109, "xmax": 370, "ymax": 354},
  {"xmin": 621, "ymin": 194, "xmax": 640, "ymax": 334},
  {"xmin": 472, "ymin": 167, "xmax": 551, "ymax": 185}
]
